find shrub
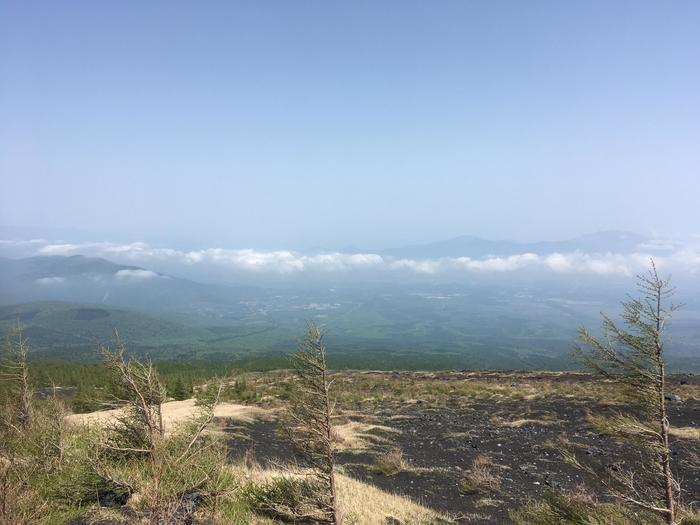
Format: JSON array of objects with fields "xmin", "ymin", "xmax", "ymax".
[
  {"xmin": 370, "ymin": 447, "xmax": 408, "ymax": 476},
  {"xmin": 243, "ymin": 476, "xmax": 326, "ymax": 522},
  {"xmin": 509, "ymin": 489, "xmax": 663, "ymax": 525},
  {"xmin": 459, "ymin": 454, "xmax": 501, "ymax": 495}
]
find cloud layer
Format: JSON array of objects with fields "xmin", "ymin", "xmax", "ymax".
[
  {"xmin": 2, "ymin": 238, "xmax": 699, "ymax": 277},
  {"xmin": 115, "ymin": 269, "xmax": 161, "ymax": 280}
]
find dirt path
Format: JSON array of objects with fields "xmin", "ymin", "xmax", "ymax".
[{"xmin": 66, "ymin": 399, "xmax": 270, "ymax": 432}]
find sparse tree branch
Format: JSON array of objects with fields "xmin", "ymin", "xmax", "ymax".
[
  {"xmin": 285, "ymin": 322, "xmax": 341, "ymax": 525},
  {"xmin": 575, "ymin": 259, "xmax": 680, "ymax": 524}
]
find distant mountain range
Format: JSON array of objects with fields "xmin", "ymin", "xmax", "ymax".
[
  {"xmin": 0, "ymin": 254, "xmax": 257, "ymax": 314},
  {"xmin": 381, "ymin": 231, "xmax": 651, "ymax": 259},
  {"xmin": 0, "ymin": 233, "xmax": 698, "ymax": 369},
  {"xmin": 0, "ymin": 231, "xmax": 675, "ymax": 312},
  {"xmin": 1, "ymin": 254, "xmax": 143, "ymax": 279}
]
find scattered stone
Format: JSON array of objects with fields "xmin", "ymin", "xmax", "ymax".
[
  {"xmin": 226, "ymin": 372, "xmax": 700, "ymax": 523},
  {"xmin": 97, "ymin": 484, "xmax": 130, "ymax": 508},
  {"xmin": 519, "ymin": 464, "xmax": 537, "ymax": 473},
  {"xmin": 545, "ymin": 477, "xmax": 563, "ymax": 490}
]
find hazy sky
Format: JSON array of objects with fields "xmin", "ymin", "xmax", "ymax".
[{"xmin": 1, "ymin": 1, "xmax": 699, "ymax": 249}]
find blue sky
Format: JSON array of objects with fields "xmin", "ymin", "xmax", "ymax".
[{"xmin": 1, "ymin": 1, "xmax": 699, "ymax": 249}]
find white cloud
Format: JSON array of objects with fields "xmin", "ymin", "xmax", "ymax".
[
  {"xmin": 390, "ymin": 258, "xmax": 440, "ymax": 274},
  {"xmin": 115, "ymin": 269, "xmax": 160, "ymax": 280},
  {"xmin": 451, "ymin": 253, "xmax": 539, "ymax": 272},
  {"xmin": 35, "ymin": 276, "xmax": 65, "ymax": 285},
  {"xmin": 5, "ymin": 238, "xmax": 700, "ymax": 276},
  {"xmin": 38, "ymin": 243, "xmax": 81, "ymax": 255},
  {"xmin": 543, "ymin": 252, "xmax": 653, "ymax": 276},
  {"xmin": 305, "ymin": 252, "xmax": 384, "ymax": 271},
  {"xmin": 103, "ymin": 242, "xmax": 151, "ymax": 254},
  {"xmin": 176, "ymin": 249, "xmax": 384, "ymax": 273},
  {"xmin": 183, "ymin": 248, "xmax": 305, "ymax": 272}
]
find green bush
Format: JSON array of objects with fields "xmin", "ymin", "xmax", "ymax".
[
  {"xmin": 509, "ymin": 489, "xmax": 663, "ymax": 525},
  {"xmin": 243, "ymin": 476, "xmax": 325, "ymax": 522},
  {"xmin": 41, "ymin": 426, "xmax": 126, "ymax": 506}
]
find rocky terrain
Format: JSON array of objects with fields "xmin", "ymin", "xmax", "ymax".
[{"xmin": 226, "ymin": 371, "xmax": 700, "ymax": 523}]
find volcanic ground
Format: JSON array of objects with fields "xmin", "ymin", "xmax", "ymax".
[{"xmin": 225, "ymin": 371, "xmax": 700, "ymax": 523}]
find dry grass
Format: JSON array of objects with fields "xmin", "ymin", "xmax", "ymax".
[
  {"xmin": 475, "ymin": 497, "xmax": 502, "ymax": 508},
  {"xmin": 504, "ymin": 418, "xmax": 552, "ymax": 427},
  {"xmin": 669, "ymin": 426, "xmax": 700, "ymax": 440},
  {"xmin": 229, "ymin": 371, "xmax": 700, "ymax": 411},
  {"xmin": 492, "ymin": 417, "xmax": 561, "ymax": 428},
  {"xmin": 338, "ymin": 474, "xmax": 446, "ymax": 524},
  {"xmin": 445, "ymin": 431, "xmax": 472, "ymax": 440},
  {"xmin": 74, "ymin": 507, "xmax": 131, "ymax": 524},
  {"xmin": 565, "ymin": 484, "xmax": 598, "ymax": 506},
  {"xmin": 459, "ymin": 454, "xmax": 502, "ymax": 495},
  {"xmin": 332, "ymin": 420, "xmax": 400, "ymax": 450},
  {"xmin": 237, "ymin": 465, "xmax": 447, "ymax": 525},
  {"xmin": 370, "ymin": 447, "xmax": 409, "ymax": 476}
]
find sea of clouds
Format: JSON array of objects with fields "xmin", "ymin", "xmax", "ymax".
[{"xmin": 2, "ymin": 237, "xmax": 699, "ymax": 278}]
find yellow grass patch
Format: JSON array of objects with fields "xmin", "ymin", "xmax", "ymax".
[
  {"xmin": 460, "ymin": 454, "xmax": 502, "ymax": 495},
  {"xmin": 500, "ymin": 418, "xmax": 561, "ymax": 428},
  {"xmin": 241, "ymin": 466, "xmax": 446, "ymax": 525},
  {"xmin": 387, "ymin": 414, "xmax": 416, "ymax": 421},
  {"xmin": 337, "ymin": 473, "xmax": 443, "ymax": 524},
  {"xmin": 332, "ymin": 421, "xmax": 400, "ymax": 450},
  {"xmin": 669, "ymin": 426, "xmax": 700, "ymax": 440},
  {"xmin": 445, "ymin": 431, "xmax": 472, "ymax": 439}
]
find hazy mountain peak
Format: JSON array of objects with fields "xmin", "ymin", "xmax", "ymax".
[
  {"xmin": 17, "ymin": 255, "xmax": 141, "ymax": 279},
  {"xmin": 382, "ymin": 231, "xmax": 650, "ymax": 259}
]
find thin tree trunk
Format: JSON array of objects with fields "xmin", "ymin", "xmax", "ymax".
[
  {"xmin": 655, "ymin": 287, "xmax": 676, "ymax": 525},
  {"xmin": 658, "ymin": 362, "xmax": 676, "ymax": 524},
  {"xmin": 321, "ymin": 352, "xmax": 340, "ymax": 525},
  {"xmin": 157, "ymin": 402, "xmax": 164, "ymax": 438},
  {"xmin": 290, "ymin": 324, "xmax": 341, "ymax": 524},
  {"xmin": 16, "ymin": 332, "xmax": 33, "ymax": 429},
  {"xmin": 18, "ymin": 362, "xmax": 32, "ymax": 429}
]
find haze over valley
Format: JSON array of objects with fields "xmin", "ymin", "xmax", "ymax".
[{"xmin": 2, "ymin": 231, "xmax": 699, "ymax": 371}]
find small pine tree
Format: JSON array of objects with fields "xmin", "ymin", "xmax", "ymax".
[
  {"xmin": 576, "ymin": 260, "xmax": 680, "ymax": 524},
  {"xmin": 100, "ymin": 336, "xmax": 167, "ymax": 455},
  {"xmin": 0, "ymin": 325, "xmax": 33, "ymax": 430},
  {"xmin": 286, "ymin": 323, "xmax": 340, "ymax": 525},
  {"xmin": 169, "ymin": 376, "xmax": 189, "ymax": 401},
  {"xmin": 98, "ymin": 339, "xmax": 233, "ymax": 523},
  {"xmin": 0, "ymin": 327, "xmax": 71, "ymax": 525}
]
